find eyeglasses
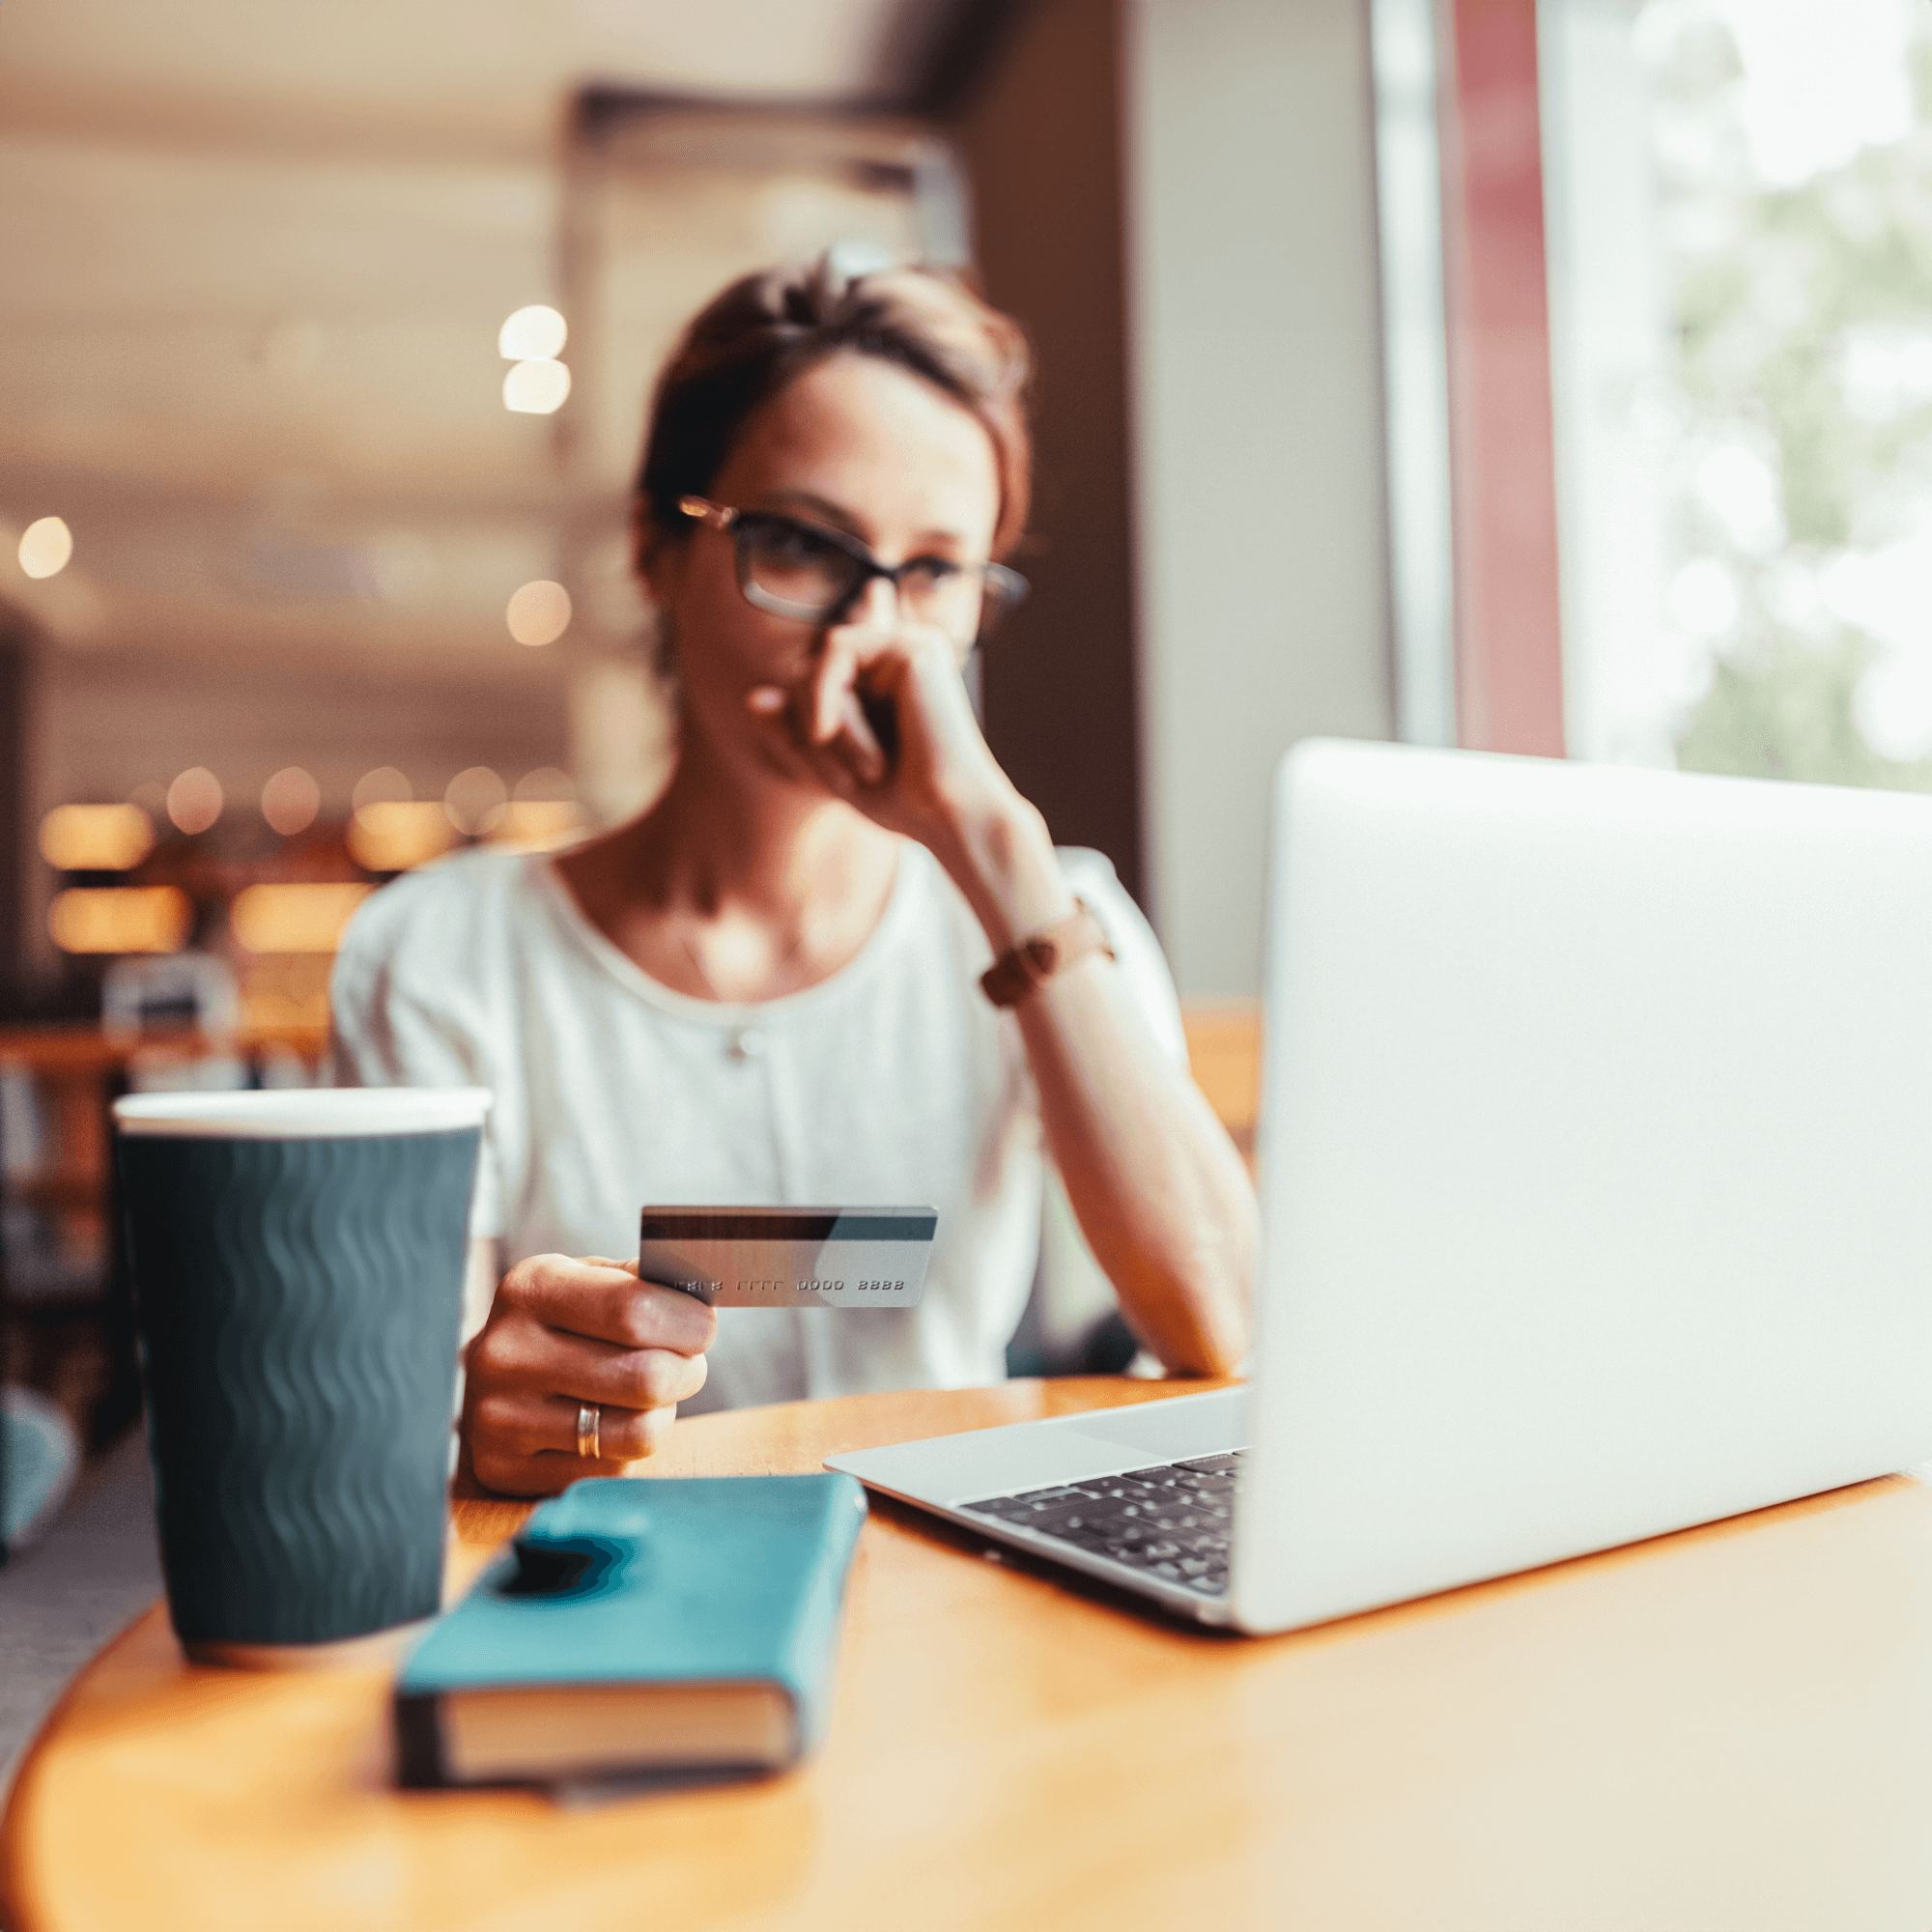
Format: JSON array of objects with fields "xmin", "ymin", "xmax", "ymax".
[{"xmin": 678, "ymin": 496, "xmax": 1028, "ymax": 639}]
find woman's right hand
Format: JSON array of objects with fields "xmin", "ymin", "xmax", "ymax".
[{"xmin": 462, "ymin": 1254, "xmax": 716, "ymax": 1496}]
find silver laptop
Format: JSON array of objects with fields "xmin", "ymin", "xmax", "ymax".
[{"xmin": 829, "ymin": 739, "xmax": 1932, "ymax": 1634}]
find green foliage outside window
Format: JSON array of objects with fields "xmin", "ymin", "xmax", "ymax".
[{"xmin": 1653, "ymin": 8, "xmax": 1932, "ymax": 789}]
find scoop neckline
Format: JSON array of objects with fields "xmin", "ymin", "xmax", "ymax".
[{"xmin": 530, "ymin": 843, "xmax": 920, "ymax": 1028}]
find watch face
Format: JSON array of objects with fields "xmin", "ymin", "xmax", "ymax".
[{"xmin": 638, "ymin": 1206, "xmax": 937, "ymax": 1308}]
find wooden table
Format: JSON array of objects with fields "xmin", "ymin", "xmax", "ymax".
[{"xmin": 7, "ymin": 1378, "xmax": 1932, "ymax": 1932}]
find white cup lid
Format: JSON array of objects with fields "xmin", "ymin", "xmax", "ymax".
[{"xmin": 113, "ymin": 1087, "xmax": 493, "ymax": 1139}]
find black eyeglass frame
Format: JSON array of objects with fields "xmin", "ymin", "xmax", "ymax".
[{"xmin": 677, "ymin": 495, "xmax": 1028, "ymax": 638}]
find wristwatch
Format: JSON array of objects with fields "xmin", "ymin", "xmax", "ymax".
[{"xmin": 979, "ymin": 898, "xmax": 1117, "ymax": 1008}]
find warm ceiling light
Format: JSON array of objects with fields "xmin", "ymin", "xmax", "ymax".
[
  {"xmin": 444, "ymin": 766, "xmax": 508, "ymax": 837},
  {"xmin": 346, "ymin": 801, "xmax": 454, "ymax": 872},
  {"xmin": 498, "ymin": 305, "xmax": 567, "ymax": 361},
  {"xmin": 261, "ymin": 766, "xmax": 322, "ymax": 837},
  {"xmin": 352, "ymin": 766, "xmax": 412, "ymax": 814},
  {"xmin": 18, "ymin": 517, "xmax": 72, "ymax": 580},
  {"xmin": 503, "ymin": 359, "xmax": 571, "ymax": 414},
  {"xmin": 39, "ymin": 804, "xmax": 155, "ymax": 872},
  {"xmin": 506, "ymin": 580, "xmax": 572, "ymax": 646},
  {"xmin": 496, "ymin": 766, "xmax": 581, "ymax": 846},
  {"xmin": 166, "ymin": 767, "xmax": 224, "ymax": 836},
  {"xmin": 231, "ymin": 882, "xmax": 372, "ymax": 954},
  {"xmin": 48, "ymin": 886, "xmax": 191, "ymax": 954}
]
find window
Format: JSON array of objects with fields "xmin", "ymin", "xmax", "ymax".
[{"xmin": 1543, "ymin": 0, "xmax": 1932, "ymax": 787}]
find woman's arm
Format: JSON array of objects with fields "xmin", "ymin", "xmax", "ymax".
[
  {"xmin": 750, "ymin": 611, "xmax": 1257, "ymax": 1375},
  {"xmin": 944, "ymin": 799, "xmax": 1254, "ymax": 1374}
]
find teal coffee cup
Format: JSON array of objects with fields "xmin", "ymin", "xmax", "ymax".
[{"xmin": 114, "ymin": 1087, "xmax": 490, "ymax": 1665}]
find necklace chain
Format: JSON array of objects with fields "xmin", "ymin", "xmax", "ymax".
[
  {"xmin": 677, "ymin": 908, "xmax": 828, "ymax": 1007},
  {"xmin": 680, "ymin": 910, "xmax": 833, "ymax": 1064},
  {"xmin": 671, "ymin": 853, "xmax": 895, "ymax": 1050}
]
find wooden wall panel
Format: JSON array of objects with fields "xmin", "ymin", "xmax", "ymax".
[{"xmin": 952, "ymin": 0, "xmax": 1144, "ymax": 900}]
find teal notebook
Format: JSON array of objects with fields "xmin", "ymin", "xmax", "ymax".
[{"xmin": 394, "ymin": 1474, "xmax": 867, "ymax": 1787}]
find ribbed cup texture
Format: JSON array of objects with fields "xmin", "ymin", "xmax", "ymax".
[{"xmin": 120, "ymin": 1128, "xmax": 479, "ymax": 1646}]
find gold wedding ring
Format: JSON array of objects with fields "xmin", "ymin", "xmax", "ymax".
[{"xmin": 576, "ymin": 1403, "xmax": 601, "ymax": 1461}]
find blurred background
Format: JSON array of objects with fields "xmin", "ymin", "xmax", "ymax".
[
  {"xmin": 4, "ymin": 0, "xmax": 1929, "ymax": 1468},
  {"xmin": 1, "ymin": 0, "xmax": 1395, "ymax": 1467}
]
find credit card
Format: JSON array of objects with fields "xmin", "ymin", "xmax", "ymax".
[{"xmin": 638, "ymin": 1206, "xmax": 937, "ymax": 1308}]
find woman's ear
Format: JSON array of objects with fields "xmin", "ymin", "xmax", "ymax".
[{"xmin": 633, "ymin": 502, "xmax": 684, "ymax": 610}]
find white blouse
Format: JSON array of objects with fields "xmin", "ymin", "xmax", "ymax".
[{"xmin": 328, "ymin": 839, "xmax": 1185, "ymax": 1412}]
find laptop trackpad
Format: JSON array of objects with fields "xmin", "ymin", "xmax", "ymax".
[{"xmin": 1061, "ymin": 1386, "xmax": 1248, "ymax": 1463}]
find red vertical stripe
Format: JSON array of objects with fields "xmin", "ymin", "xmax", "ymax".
[{"xmin": 1440, "ymin": 0, "xmax": 1566, "ymax": 755}]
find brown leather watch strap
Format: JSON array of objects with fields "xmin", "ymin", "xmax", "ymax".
[{"xmin": 979, "ymin": 898, "xmax": 1117, "ymax": 1009}]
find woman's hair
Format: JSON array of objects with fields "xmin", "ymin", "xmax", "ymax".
[{"xmin": 636, "ymin": 257, "xmax": 1033, "ymax": 563}]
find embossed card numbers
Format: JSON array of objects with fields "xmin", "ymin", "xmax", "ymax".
[{"xmin": 639, "ymin": 1208, "xmax": 937, "ymax": 1308}]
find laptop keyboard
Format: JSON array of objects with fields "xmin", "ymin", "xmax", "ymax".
[{"xmin": 959, "ymin": 1451, "xmax": 1243, "ymax": 1596}]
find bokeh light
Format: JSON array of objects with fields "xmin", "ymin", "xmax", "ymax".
[
  {"xmin": 352, "ymin": 766, "xmax": 412, "ymax": 814},
  {"xmin": 444, "ymin": 766, "xmax": 507, "ymax": 836},
  {"xmin": 515, "ymin": 766, "xmax": 575, "ymax": 803},
  {"xmin": 491, "ymin": 801, "xmax": 582, "ymax": 847},
  {"xmin": 492, "ymin": 768, "xmax": 582, "ymax": 846},
  {"xmin": 346, "ymin": 803, "xmax": 454, "ymax": 872},
  {"xmin": 497, "ymin": 305, "xmax": 567, "ymax": 360},
  {"xmin": 503, "ymin": 359, "xmax": 571, "ymax": 414},
  {"xmin": 506, "ymin": 580, "xmax": 572, "ymax": 646},
  {"xmin": 39, "ymin": 804, "xmax": 155, "ymax": 872},
  {"xmin": 166, "ymin": 766, "xmax": 224, "ymax": 835},
  {"xmin": 48, "ymin": 886, "xmax": 191, "ymax": 954},
  {"xmin": 260, "ymin": 766, "xmax": 322, "ymax": 837},
  {"xmin": 232, "ymin": 882, "xmax": 371, "ymax": 953},
  {"xmin": 18, "ymin": 517, "xmax": 73, "ymax": 580}
]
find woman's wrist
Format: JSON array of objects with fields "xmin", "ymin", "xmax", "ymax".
[{"xmin": 932, "ymin": 781, "xmax": 1073, "ymax": 956}]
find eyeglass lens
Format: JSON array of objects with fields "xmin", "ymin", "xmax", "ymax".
[{"xmin": 734, "ymin": 517, "xmax": 994, "ymax": 629}]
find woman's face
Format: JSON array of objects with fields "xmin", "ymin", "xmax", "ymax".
[{"xmin": 646, "ymin": 350, "xmax": 1003, "ymax": 784}]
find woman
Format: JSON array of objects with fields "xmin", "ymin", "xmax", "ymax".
[{"xmin": 332, "ymin": 258, "xmax": 1255, "ymax": 1495}]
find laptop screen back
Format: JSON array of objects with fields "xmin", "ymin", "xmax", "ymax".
[{"xmin": 1233, "ymin": 741, "xmax": 1932, "ymax": 1632}]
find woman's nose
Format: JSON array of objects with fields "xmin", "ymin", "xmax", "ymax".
[{"xmin": 831, "ymin": 573, "xmax": 900, "ymax": 634}]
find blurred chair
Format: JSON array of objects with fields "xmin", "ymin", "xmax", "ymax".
[
  {"xmin": 1005, "ymin": 1165, "xmax": 1140, "ymax": 1378},
  {"xmin": 102, "ymin": 951, "xmax": 245, "ymax": 1093},
  {"xmin": 1, "ymin": 1384, "xmax": 80, "ymax": 1559},
  {"xmin": 1004, "ymin": 1004, "xmax": 1262, "ymax": 1378},
  {"xmin": 101, "ymin": 950, "xmax": 239, "ymax": 1038}
]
